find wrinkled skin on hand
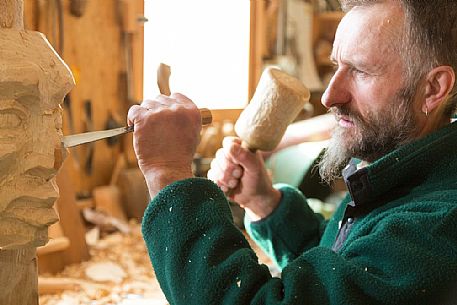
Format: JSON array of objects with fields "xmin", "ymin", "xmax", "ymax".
[
  {"xmin": 207, "ymin": 137, "xmax": 281, "ymax": 221},
  {"xmin": 127, "ymin": 93, "xmax": 201, "ymax": 197}
]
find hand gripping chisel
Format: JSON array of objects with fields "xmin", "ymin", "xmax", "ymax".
[{"xmin": 62, "ymin": 108, "xmax": 212, "ymax": 148}]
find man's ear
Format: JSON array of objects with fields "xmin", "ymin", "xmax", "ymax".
[{"xmin": 423, "ymin": 66, "xmax": 455, "ymax": 113}]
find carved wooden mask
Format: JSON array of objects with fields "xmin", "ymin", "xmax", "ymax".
[{"xmin": 0, "ymin": 29, "xmax": 74, "ymax": 249}]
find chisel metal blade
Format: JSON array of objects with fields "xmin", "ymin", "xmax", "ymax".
[{"xmin": 63, "ymin": 125, "xmax": 134, "ymax": 148}]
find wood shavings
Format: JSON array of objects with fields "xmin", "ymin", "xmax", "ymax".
[
  {"xmin": 82, "ymin": 208, "xmax": 130, "ymax": 234},
  {"xmin": 39, "ymin": 222, "xmax": 275, "ymax": 305},
  {"xmin": 85, "ymin": 227, "xmax": 100, "ymax": 247},
  {"xmin": 85, "ymin": 262, "xmax": 126, "ymax": 284},
  {"xmin": 39, "ymin": 221, "xmax": 168, "ymax": 305}
]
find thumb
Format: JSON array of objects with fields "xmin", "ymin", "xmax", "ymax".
[{"xmin": 222, "ymin": 137, "xmax": 264, "ymax": 173}]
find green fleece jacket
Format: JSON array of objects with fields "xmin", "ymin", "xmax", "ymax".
[{"xmin": 142, "ymin": 122, "xmax": 457, "ymax": 305}]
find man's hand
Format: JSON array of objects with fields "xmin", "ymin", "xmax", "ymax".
[
  {"xmin": 207, "ymin": 137, "xmax": 281, "ymax": 221},
  {"xmin": 127, "ymin": 93, "xmax": 201, "ymax": 197}
]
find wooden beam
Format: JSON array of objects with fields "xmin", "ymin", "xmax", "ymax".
[
  {"xmin": 249, "ymin": 0, "xmax": 258, "ymax": 100},
  {"xmin": 0, "ymin": 0, "xmax": 23, "ymax": 29},
  {"xmin": 249, "ymin": 0, "xmax": 267, "ymax": 101}
]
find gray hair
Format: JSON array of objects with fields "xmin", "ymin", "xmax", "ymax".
[{"xmin": 340, "ymin": 0, "xmax": 457, "ymax": 118}]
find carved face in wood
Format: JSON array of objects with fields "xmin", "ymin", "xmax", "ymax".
[{"xmin": 0, "ymin": 30, "xmax": 74, "ymax": 249}]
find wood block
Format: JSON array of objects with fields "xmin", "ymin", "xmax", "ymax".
[
  {"xmin": 76, "ymin": 198, "xmax": 94, "ymax": 210},
  {"xmin": 116, "ymin": 168, "xmax": 150, "ymax": 220},
  {"xmin": 110, "ymin": 154, "xmax": 127, "ymax": 186},
  {"xmin": 38, "ymin": 277, "xmax": 81, "ymax": 295},
  {"xmin": 94, "ymin": 185, "xmax": 128, "ymax": 222},
  {"xmin": 55, "ymin": 160, "xmax": 90, "ymax": 265},
  {"xmin": 37, "ymin": 249, "xmax": 66, "ymax": 275},
  {"xmin": 124, "ymin": 133, "xmax": 138, "ymax": 167},
  {"xmin": 38, "ymin": 219, "xmax": 70, "ymax": 274},
  {"xmin": 37, "ymin": 237, "xmax": 70, "ymax": 256}
]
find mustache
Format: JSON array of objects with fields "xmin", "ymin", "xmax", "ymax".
[{"xmin": 329, "ymin": 105, "xmax": 364, "ymax": 125}]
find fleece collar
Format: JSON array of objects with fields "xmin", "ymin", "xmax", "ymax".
[{"xmin": 343, "ymin": 122, "xmax": 457, "ymax": 207}]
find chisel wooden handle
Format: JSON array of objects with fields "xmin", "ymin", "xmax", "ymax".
[
  {"xmin": 125, "ymin": 108, "xmax": 213, "ymax": 132},
  {"xmin": 199, "ymin": 108, "xmax": 213, "ymax": 125},
  {"xmin": 124, "ymin": 108, "xmax": 212, "ymax": 132}
]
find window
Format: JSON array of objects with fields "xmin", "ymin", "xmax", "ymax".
[{"xmin": 144, "ymin": 0, "xmax": 250, "ymax": 109}]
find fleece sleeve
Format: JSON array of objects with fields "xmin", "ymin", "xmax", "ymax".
[
  {"xmin": 244, "ymin": 184, "xmax": 326, "ymax": 270},
  {"xmin": 142, "ymin": 178, "xmax": 457, "ymax": 305}
]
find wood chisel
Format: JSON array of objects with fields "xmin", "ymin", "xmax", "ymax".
[{"xmin": 62, "ymin": 108, "xmax": 212, "ymax": 148}]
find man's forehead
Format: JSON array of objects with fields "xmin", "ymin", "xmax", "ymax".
[
  {"xmin": 343, "ymin": 2, "xmax": 404, "ymax": 35},
  {"xmin": 332, "ymin": 3, "xmax": 404, "ymax": 63}
]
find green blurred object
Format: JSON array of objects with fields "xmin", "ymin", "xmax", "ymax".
[
  {"xmin": 265, "ymin": 140, "xmax": 341, "ymax": 218},
  {"xmin": 265, "ymin": 141, "xmax": 328, "ymax": 188}
]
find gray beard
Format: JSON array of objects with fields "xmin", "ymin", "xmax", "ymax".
[{"xmin": 318, "ymin": 88, "xmax": 417, "ymax": 184}]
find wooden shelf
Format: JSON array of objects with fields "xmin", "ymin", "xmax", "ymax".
[
  {"xmin": 317, "ymin": 58, "xmax": 334, "ymax": 67},
  {"xmin": 317, "ymin": 11, "xmax": 345, "ymax": 23}
]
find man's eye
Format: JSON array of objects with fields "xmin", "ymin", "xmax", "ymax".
[
  {"xmin": 350, "ymin": 67, "xmax": 368, "ymax": 77},
  {"xmin": 0, "ymin": 112, "xmax": 23, "ymax": 129}
]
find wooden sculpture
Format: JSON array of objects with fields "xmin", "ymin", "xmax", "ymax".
[{"xmin": 0, "ymin": 0, "xmax": 74, "ymax": 303}]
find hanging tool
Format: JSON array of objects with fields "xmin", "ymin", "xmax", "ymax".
[
  {"xmin": 70, "ymin": 0, "xmax": 88, "ymax": 17},
  {"xmin": 157, "ymin": 63, "xmax": 171, "ymax": 96},
  {"xmin": 62, "ymin": 108, "xmax": 213, "ymax": 148},
  {"xmin": 105, "ymin": 112, "xmax": 124, "ymax": 147},
  {"xmin": 83, "ymin": 99, "xmax": 95, "ymax": 175}
]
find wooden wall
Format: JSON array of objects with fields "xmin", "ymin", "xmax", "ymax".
[
  {"xmin": 24, "ymin": 0, "xmax": 144, "ymax": 197},
  {"xmin": 24, "ymin": 1, "xmax": 331, "ymax": 196},
  {"xmin": 249, "ymin": 0, "xmax": 343, "ymax": 117}
]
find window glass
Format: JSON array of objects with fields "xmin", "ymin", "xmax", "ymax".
[{"xmin": 144, "ymin": 0, "xmax": 250, "ymax": 109}]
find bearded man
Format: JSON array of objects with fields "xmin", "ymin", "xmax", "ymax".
[{"xmin": 129, "ymin": 0, "xmax": 457, "ymax": 303}]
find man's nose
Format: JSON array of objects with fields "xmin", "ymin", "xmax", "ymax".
[{"xmin": 321, "ymin": 70, "xmax": 351, "ymax": 109}]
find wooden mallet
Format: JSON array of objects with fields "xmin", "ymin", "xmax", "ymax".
[{"xmin": 235, "ymin": 67, "xmax": 310, "ymax": 152}]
